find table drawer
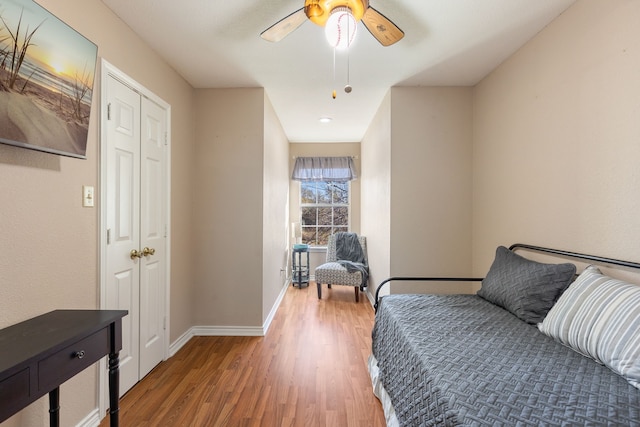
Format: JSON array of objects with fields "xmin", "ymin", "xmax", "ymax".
[
  {"xmin": 0, "ymin": 368, "xmax": 30, "ymax": 422},
  {"xmin": 38, "ymin": 328, "xmax": 109, "ymax": 392}
]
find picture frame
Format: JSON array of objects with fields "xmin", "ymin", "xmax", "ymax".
[{"xmin": 0, "ymin": 0, "xmax": 98, "ymax": 159}]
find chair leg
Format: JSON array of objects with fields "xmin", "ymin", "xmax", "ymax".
[
  {"xmin": 354, "ymin": 286, "xmax": 359, "ymax": 302},
  {"xmin": 317, "ymin": 282, "xmax": 322, "ymax": 299}
]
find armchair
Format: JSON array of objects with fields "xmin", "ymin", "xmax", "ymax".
[{"xmin": 315, "ymin": 233, "xmax": 368, "ymax": 302}]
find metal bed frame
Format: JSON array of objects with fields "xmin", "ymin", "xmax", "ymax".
[{"xmin": 373, "ymin": 243, "xmax": 640, "ymax": 312}]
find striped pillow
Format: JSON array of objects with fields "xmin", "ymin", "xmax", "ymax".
[{"xmin": 539, "ymin": 265, "xmax": 640, "ymax": 389}]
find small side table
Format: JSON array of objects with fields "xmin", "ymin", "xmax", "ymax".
[
  {"xmin": 292, "ymin": 244, "xmax": 310, "ymax": 288},
  {"xmin": 0, "ymin": 310, "xmax": 127, "ymax": 427}
]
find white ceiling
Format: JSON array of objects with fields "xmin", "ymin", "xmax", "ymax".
[{"xmin": 100, "ymin": 0, "xmax": 576, "ymax": 143}]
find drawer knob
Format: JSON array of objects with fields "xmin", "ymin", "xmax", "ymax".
[{"xmin": 74, "ymin": 350, "xmax": 86, "ymax": 359}]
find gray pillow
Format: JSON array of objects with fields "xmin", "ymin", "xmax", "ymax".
[{"xmin": 477, "ymin": 246, "xmax": 576, "ymax": 324}]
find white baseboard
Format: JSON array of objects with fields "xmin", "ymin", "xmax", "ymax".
[
  {"xmin": 169, "ymin": 281, "xmax": 290, "ymax": 356},
  {"xmin": 365, "ymin": 288, "xmax": 375, "ymax": 307},
  {"xmin": 76, "ymin": 408, "xmax": 100, "ymax": 427},
  {"xmin": 263, "ymin": 280, "xmax": 289, "ymax": 335},
  {"xmin": 192, "ymin": 325, "xmax": 265, "ymax": 336},
  {"xmin": 169, "ymin": 327, "xmax": 195, "ymax": 357}
]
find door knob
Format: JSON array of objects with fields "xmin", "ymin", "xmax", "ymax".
[
  {"xmin": 130, "ymin": 249, "xmax": 143, "ymax": 260},
  {"xmin": 142, "ymin": 247, "xmax": 156, "ymax": 256}
]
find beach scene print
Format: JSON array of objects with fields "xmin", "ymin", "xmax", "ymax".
[{"xmin": 0, "ymin": 0, "xmax": 98, "ymax": 158}]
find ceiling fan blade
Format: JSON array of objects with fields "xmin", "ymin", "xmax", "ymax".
[
  {"xmin": 362, "ymin": 6, "xmax": 404, "ymax": 47},
  {"xmin": 261, "ymin": 8, "xmax": 307, "ymax": 42}
]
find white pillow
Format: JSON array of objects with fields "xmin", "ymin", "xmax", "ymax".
[{"xmin": 539, "ymin": 265, "xmax": 640, "ymax": 389}]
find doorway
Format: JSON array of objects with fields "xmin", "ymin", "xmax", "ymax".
[{"xmin": 99, "ymin": 60, "xmax": 171, "ymax": 406}]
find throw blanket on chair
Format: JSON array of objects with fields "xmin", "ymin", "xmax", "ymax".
[{"xmin": 335, "ymin": 232, "xmax": 369, "ymax": 290}]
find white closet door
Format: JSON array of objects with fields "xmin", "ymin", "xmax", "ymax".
[
  {"xmin": 104, "ymin": 74, "xmax": 168, "ymax": 396},
  {"xmin": 139, "ymin": 96, "xmax": 167, "ymax": 378},
  {"xmin": 105, "ymin": 75, "xmax": 141, "ymax": 394}
]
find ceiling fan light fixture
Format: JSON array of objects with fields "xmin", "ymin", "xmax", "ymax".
[
  {"xmin": 325, "ymin": 7, "xmax": 357, "ymax": 50},
  {"xmin": 262, "ymin": 0, "xmax": 403, "ymax": 47},
  {"xmin": 304, "ymin": 0, "xmax": 367, "ymax": 26}
]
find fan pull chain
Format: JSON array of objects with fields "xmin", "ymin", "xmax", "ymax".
[
  {"xmin": 332, "ymin": 47, "xmax": 337, "ymax": 99},
  {"xmin": 344, "ymin": 18, "xmax": 352, "ymax": 94},
  {"xmin": 330, "ymin": 13, "xmax": 355, "ymax": 99},
  {"xmin": 345, "ymin": 42, "xmax": 352, "ymax": 93}
]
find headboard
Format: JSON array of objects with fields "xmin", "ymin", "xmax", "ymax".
[{"xmin": 373, "ymin": 243, "xmax": 640, "ymax": 313}]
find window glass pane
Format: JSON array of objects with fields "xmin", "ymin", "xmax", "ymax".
[
  {"xmin": 317, "ymin": 227, "xmax": 332, "ymax": 245},
  {"xmin": 334, "ymin": 226, "xmax": 348, "ymax": 235},
  {"xmin": 302, "ymin": 228, "xmax": 316, "ymax": 245},
  {"xmin": 300, "ymin": 179, "xmax": 350, "ymax": 246},
  {"xmin": 334, "ymin": 207, "xmax": 348, "ymax": 226},
  {"xmin": 301, "ymin": 207, "xmax": 317, "ymax": 226},
  {"xmin": 317, "ymin": 182, "xmax": 331, "ymax": 204},
  {"xmin": 332, "ymin": 182, "xmax": 349, "ymax": 204},
  {"xmin": 318, "ymin": 207, "xmax": 332, "ymax": 226},
  {"xmin": 301, "ymin": 182, "xmax": 317, "ymax": 204}
]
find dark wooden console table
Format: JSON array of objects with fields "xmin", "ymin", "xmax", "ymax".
[{"xmin": 0, "ymin": 310, "xmax": 128, "ymax": 427}]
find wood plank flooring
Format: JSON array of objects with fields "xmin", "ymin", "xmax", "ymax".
[{"xmin": 100, "ymin": 283, "xmax": 386, "ymax": 426}]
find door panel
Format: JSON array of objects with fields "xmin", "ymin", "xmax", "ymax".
[
  {"xmin": 139, "ymin": 96, "xmax": 166, "ymax": 379},
  {"xmin": 115, "ymin": 150, "xmax": 135, "ymax": 240},
  {"xmin": 140, "ymin": 260, "xmax": 161, "ymax": 373},
  {"xmin": 114, "ymin": 269, "xmax": 136, "ymax": 373},
  {"xmin": 105, "ymin": 76, "xmax": 141, "ymax": 395}
]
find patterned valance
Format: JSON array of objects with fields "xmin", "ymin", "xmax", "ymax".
[{"xmin": 291, "ymin": 156, "xmax": 357, "ymax": 182}]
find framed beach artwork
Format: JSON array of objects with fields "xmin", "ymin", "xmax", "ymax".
[{"xmin": 0, "ymin": 0, "xmax": 98, "ymax": 159}]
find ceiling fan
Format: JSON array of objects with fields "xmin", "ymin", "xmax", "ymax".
[{"xmin": 261, "ymin": 0, "xmax": 404, "ymax": 47}]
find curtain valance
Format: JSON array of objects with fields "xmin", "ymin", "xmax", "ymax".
[{"xmin": 291, "ymin": 156, "xmax": 358, "ymax": 182}]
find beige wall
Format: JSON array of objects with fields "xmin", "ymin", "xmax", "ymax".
[
  {"xmin": 193, "ymin": 89, "xmax": 289, "ymax": 328},
  {"xmin": 262, "ymin": 95, "xmax": 290, "ymax": 323},
  {"xmin": 390, "ymin": 87, "xmax": 474, "ymax": 294},
  {"xmin": 472, "ymin": 0, "xmax": 640, "ymax": 277},
  {"xmin": 289, "ymin": 142, "xmax": 362, "ymax": 275},
  {"xmin": 363, "ymin": 0, "xmax": 640, "ymax": 296},
  {"xmin": 361, "ymin": 92, "xmax": 392, "ymax": 295},
  {"xmin": 193, "ymin": 89, "xmax": 265, "ymax": 327},
  {"xmin": 361, "ymin": 88, "xmax": 474, "ymax": 297},
  {"xmin": 0, "ymin": 1, "xmax": 196, "ymax": 426}
]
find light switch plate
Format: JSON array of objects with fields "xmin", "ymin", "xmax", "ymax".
[{"xmin": 83, "ymin": 185, "xmax": 94, "ymax": 207}]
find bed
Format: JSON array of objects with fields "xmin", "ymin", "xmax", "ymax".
[{"xmin": 369, "ymin": 244, "xmax": 640, "ymax": 426}]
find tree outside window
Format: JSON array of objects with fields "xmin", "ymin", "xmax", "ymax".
[{"xmin": 301, "ymin": 181, "xmax": 349, "ymax": 245}]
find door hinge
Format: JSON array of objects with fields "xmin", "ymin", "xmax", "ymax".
[
  {"xmin": 163, "ymin": 317, "xmax": 167, "ymax": 330},
  {"xmin": 164, "ymin": 131, "xmax": 168, "ymax": 146},
  {"xmin": 106, "ymin": 228, "xmax": 111, "ymax": 245},
  {"xmin": 107, "ymin": 103, "xmax": 111, "ymax": 120},
  {"xmin": 164, "ymin": 225, "xmax": 168, "ymax": 238}
]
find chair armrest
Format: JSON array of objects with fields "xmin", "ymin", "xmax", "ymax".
[{"xmin": 373, "ymin": 276, "xmax": 484, "ymax": 313}]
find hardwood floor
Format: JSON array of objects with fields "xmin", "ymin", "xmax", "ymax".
[{"xmin": 100, "ymin": 283, "xmax": 386, "ymax": 426}]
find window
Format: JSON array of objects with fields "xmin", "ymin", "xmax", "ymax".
[
  {"xmin": 292, "ymin": 156, "xmax": 356, "ymax": 246},
  {"xmin": 300, "ymin": 181, "xmax": 349, "ymax": 245}
]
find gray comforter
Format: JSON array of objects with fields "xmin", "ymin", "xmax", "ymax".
[{"xmin": 372, "ymin": 294, "xmax": 640, "ymax": 426}]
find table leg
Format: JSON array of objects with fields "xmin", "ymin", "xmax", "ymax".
[
  {"xmin": 48, "ymin": 387, "xmax": 60, "ymax": 427},
  {"xmin": 292, "ymin": 251, "xmax": 296, "ymax": 287},
  {"xmin": 108, "ymin": 351, "xmax": 120, "ymax": 427},
  {"xmin": 297, "ymin": 252, "xmax": 302, "ymax": 287}
]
